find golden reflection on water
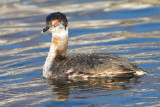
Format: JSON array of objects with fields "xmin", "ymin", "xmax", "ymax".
[
  {"xmin": 47, "ymin": 77, "xmax": 139, "ymax": 101},
  {"xmin": 0, "ymin": 0, "xmax": 160, "ymax": 106}
]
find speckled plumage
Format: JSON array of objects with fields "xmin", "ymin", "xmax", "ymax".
[
  {"xmin": 42, "ymin": 12, "xmax": 146, "ymax": 79},
  {"xmin": 52, "ymin": 53, "xmax": 144, "ymax": 79}
]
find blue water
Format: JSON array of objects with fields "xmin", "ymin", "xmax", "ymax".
[{"xmin": 0, "ymin": 0, "xmax": 160, "ymax": 106}]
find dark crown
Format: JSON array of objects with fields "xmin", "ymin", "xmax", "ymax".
[
  {"xmin": 42, "ymin": 12, "xmax": 68, "ymax": 33},
  {"xmin": 46, "ymin": 12, "xmax": 68, "ymax": 27}
]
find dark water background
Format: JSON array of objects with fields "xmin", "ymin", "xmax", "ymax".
[{"xmin": 0, "ymin": 0, "xmax": 160, "ymax": 106}]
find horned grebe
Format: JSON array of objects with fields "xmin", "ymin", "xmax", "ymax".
[{"xmin": 42, "ymin": 12, "xmax": 146, "ymax": 79}]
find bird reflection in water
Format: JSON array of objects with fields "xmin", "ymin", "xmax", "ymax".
[{"xmin": 46, "ymin": 77, "xmax": 140, "ymax": 101}]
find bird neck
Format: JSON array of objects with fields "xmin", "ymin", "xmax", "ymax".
[
  {"xmin": 50, "ymin": 28, "xmax": 68, "ymax": 59},
  {"xmin": 43, "ymin": 27, "xmax": 68, "ymax": 77}
]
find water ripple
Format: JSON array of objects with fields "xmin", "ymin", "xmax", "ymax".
[{"xmin": 0, "ymin": 0, "xmax": 160, "ymax": 106}]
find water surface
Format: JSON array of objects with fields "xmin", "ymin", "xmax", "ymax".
[{"xmin": 0, "ymin": 0, "xmax": 160, "ymax": 106}]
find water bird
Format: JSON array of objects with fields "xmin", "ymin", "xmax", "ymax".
[{"xmin": 42, "ymin": 12, "xmax": 146, "ymax": 79}]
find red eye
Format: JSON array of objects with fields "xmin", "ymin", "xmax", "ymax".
[{"xmin": 51, "ymin": 20, "xmax": 59, "ymax": 28}]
